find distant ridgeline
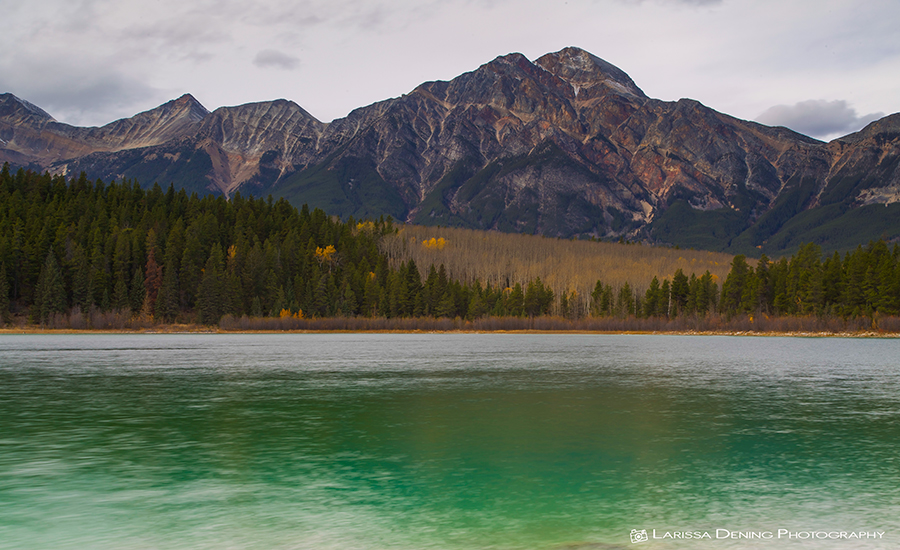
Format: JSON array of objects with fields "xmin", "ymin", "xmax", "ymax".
[{"xmin": 1, "ymin": 165, "xmax": 899, "ymax": 330}]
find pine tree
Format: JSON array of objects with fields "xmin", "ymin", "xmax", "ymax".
[
  {"xmin": 721, "ymin": 256, "xmax": 751, "ymax": 314},
  {"xmin": 467, "ymin": 286, "xmax": 487, "ymax": 319},
  {"xmin": 180, "ymin": 229, "xmax": 205, "ymax": 307},
  {"xmin": 0, "ymin": 263, "xmax": 10, "ymax": 324},
  {"xmin": 435, "ymin": 290, "xmax": 456, "ymax": 318},
  {"xmin": 155, "ymin": 263, "xmax": 179, "ymax": 322},
  {"xmin": 643, "ymin": 276, "xmax": 662, "ymax": 317},
  {"xmin": 660, "ymin": 279, "xmax": 672, "ymax": 317},
  {"xmin": 312, "ymin": 273, "xmax": 331, "ymax": 317},
  {"xmin": 197, "ymin": 245, "xmax": 226, "ymax": 324},
  {"xmin": 251, "ymin": 295, "xmax": 263, "ymax": 317},
  {"xmin": 507, "ymin": 283, "xmax": 525, "ymax": 317},
  {"xmin": 524, "ymin": 279, "xmax": 544, "ymax": 317},
  {"xmin": 69, "ymin": 244, "xmax": 92, "ymax": 311},
  {"xmin": 339, "ymin": 284, "xmax": 358, "ymax": 316},
  {"xmin": 590, "ymin": 280, "xmax": 605, "ymax": 317},
  {"xmin": 753, "ymin": 255, "xmax": 772, "ymax": 313},
  {"xmin": 129, "ymin": 267, "xmax": 145, "ymax": 313},
  {"xmin": 144, "ymin": 235, "xmax": 164, "ymax": 317},
  {"xmin": 616, "ymin": 283, "xmax": 634, "ymax": 317},
  {"xmin": 33, "ymin": 251, "xmax": 66, "ymax": 324},
  {"xmin": 671, "ymin": 269, "xmax": 690, "ymax": 315}
]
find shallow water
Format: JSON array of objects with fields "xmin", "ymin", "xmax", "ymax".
[{"xmin": 1, "ymin": 333, "xmax": 898, "ymax": 549}]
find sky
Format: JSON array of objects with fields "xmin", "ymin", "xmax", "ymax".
[{"xmin": 2, "ymin": 0, "xmax": 898, "ymax": 141}]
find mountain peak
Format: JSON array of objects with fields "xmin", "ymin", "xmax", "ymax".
[
  {"xmin": 0, "ymin": 92, "xmax": 56, "ymax": 124},
  {"xmin": 169, "ymin": 93, "xmax": 209, "ymax": 121},
  {"xmin": 535, "ymin": 47, "xmax": 646, "ymax": 99}
]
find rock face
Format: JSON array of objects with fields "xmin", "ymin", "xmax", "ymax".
[{"xmin": 3, "ymin": 47, "xmax": 900, "ymax": 254}]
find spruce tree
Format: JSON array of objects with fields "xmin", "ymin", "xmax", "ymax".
[
  {"xmin": 507, "ymin": 283, "xmax": 525, "ymax": 317},
  {"xmin": 467, "ymin": 289, "xmax": 487, "ymax": 320},
  {"xmin": 251, "ymin": 296, "xmax": 263, "ymax": 317},
  {"xmin": 144, "ymin": 237, "xmax": 163, "ymax": 317},
  {"xmin": 70, "ymin": 245, "xmax": 92, "ymax": 312},
  {"xmin": 129, "ymin": 267, "xmax": 145, "ymax": 313},
  {"xmin": 643, "ymin": 276, "xmax": 661, "ymax": 318},
  {"xmin": 197, "ymin": 245, "xmax": 225, "ymax": 324},
  {"xmin": 33, "ymin": 251, "xmax": 66, "ymax": 324},
  {"xmin": 0, "ymin": 263, "xmax": 10, "ymax": 324},
  {"xmin": 113, "ymin": 275, "xmax": 130, "ymax": 311},
  {"xmin": 671, "ymin": 269, "xmax": 690, "ymax": 315}
]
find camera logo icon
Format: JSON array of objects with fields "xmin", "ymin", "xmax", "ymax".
[{"xmin": 630, "ymin": 529, "xmax": 649, "ymax": 544}]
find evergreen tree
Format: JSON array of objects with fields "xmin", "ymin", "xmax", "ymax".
[
  {"xmin": 363, "ymin": 272, "xmax": 380, "ymax": 316},
  {"xmin": 671, "ymin": 269, "xmax": 689, "ymax": 315},
  {"xmin": 616, "ymin": 283, "xmax": 634, "ymax": 316},
  {"xmin": 69, "ymin": 244, "xmax": 92, "ymax": 311},
  {"xmin": 197, "ymin": 244, "xmax": 226, "ymax": 324},
  {"xmin": 524, "ymin": 278, "xmax": 545, "ymax": 317},
  {"xmin": 721, "ymin": 255, "xmax": 751, "ymax": 314},
  {"xmin": 144, "ymin": 234, "xmax": 164, "ymax": 317},
  {"xmin": 752, "ymin": 255, "xmax": 772, "ymax": 313},
  {"xmin": 251, "ymin": 295, "xmax": 263, "ymax": 317},
  {"xmin": 180, "ymin": 228, "xmax": 206, "ymax": 307},
  {"xmin": 507, "ymin": 283, "xmax": 525, "ymax": 317},
  {"xmin": 590, "ymin": 279, "xmax": 605, "ymax": 317},
  {"xmin": 0, "ymin": 263, "xmax": 10, "ymax": 324},
  {"xmin": 467, "ymin": 284, "xmax": 488, "ymax": 319},
  {"xmin": 155, "ymin": 263, "xmax": 179, "ymax": 322},
  {"xmin": 312, "ymin": 273, "xmax": 331, "ymax": 317},
  {"xmin": 339, "ymin": 283, "xmax": 357, "ymax": 316},
  {"xmin": 660, "ymin": 279, "xmax": 672, "ymax": 317},
  {"xmin": 435, "ymin": 290, "xmax": 456, "ymax": 318},
  {"xmin": 129, "ymin": 266, "xmax": 145, "ymax": 313},
  {"xmin": 643, "ymin": 276, "xmax": 662, "ymax": 317},
  {"xmin": 33, "ymin": 251, "xmax": 66, "ymax": 324},
  {"xmin": 89, "ymin": 227, "xmax": 109, "ymax": 307}
]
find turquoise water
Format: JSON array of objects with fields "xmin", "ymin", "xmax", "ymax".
[{"xmin": 1, "ymin": 334, "xmax": 899, "ymax": 549}]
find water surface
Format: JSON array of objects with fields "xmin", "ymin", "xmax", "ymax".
[{"xmin": 1, "ymin": 334, "xmax": 898, "ymax": 549}]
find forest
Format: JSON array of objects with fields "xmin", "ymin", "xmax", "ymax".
[{"xmin": 1, "ymin": 164, "xmax": 899, "ymax": 332}]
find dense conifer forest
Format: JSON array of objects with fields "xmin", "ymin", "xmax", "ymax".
[{"xmin": 1, "ymin": 164, "xmax": 899, "ymax": 332}]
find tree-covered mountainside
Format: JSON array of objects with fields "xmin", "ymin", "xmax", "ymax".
[
  {"xmin": 1, "ymin": 165, "xmax": 898, "ymax": 330},
  {"xmin": 4, "ymin": 48, "xmax": 900, "ymax": 257}
]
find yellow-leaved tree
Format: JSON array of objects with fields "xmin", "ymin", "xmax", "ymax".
[{"xmin": 314, "ymin": 245, "xmax": 337, "ymax": 270}]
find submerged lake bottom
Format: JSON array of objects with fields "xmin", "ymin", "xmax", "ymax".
[{"xmin": 1, "ymin": 333, "xmax": 898, "ymax": 549}]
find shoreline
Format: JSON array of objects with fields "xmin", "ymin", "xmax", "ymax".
[{"xmin": 1, "ymin": 326, "xmax": 897, "ymax": 338}]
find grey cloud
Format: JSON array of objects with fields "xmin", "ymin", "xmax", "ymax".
[
  {"xmin": 253, "ymin": 49, "xmax": 301, "ymax": 70},
  {"xmin": 0, "ymin": 58, "xmax": 160, "ymax": 126},
  {"xmin": 227, "ymin": 0, "xmax": 397, "ymax": 30},
  {"xmin": 756, "ymin": 100, "xmax": 885, "ymax": 140},
  {"xmin": 118, "ymin": 16, "xmax": 229, "ymax": 63}
]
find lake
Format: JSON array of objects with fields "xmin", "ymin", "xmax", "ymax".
[{"xmin": 1, "ymin": 333, "xmax": 898, "ymax": 549}]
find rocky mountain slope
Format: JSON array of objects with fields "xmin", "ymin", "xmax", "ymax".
[{"xmin": 3, "ymin": 47, "xmax": 900, "ymax": 255}]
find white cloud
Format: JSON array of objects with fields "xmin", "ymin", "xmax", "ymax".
[{"xmin": 756, "ymin": 100, "xmax": 885, "ymax": 141}]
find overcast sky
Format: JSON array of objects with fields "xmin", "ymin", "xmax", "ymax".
[{"xmin": 2, "ymin": 0, "xmax": 898, "ymax": 141}]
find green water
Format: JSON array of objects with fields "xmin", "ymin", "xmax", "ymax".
[{"xmin": 1, "ymin": 334, "xmax": 898, "ymax": 549}]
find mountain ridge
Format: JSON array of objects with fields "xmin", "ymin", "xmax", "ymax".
[{"xmin": 3, "ymin": 47, "xmax": 900, "ymax": 256}]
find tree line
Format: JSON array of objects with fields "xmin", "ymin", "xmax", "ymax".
[
  {"xmin": 718, "ymin": 243, "xmax": 900, "ymax": 318},
  {"xmin": 0, "ymin": 166, "xmax": 554, "ymax": 326},
  {"xmin": 383, "ymin": 224, "xmax": 734, "ymax": 315},
  {"xmin": 1, "ymin": 164, "xmax": 897, "ymax": 329}
]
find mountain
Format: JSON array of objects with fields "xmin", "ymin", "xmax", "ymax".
[{"xmin": 3, "ymin": 47, "xmax": 900, "ymax": 256}]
